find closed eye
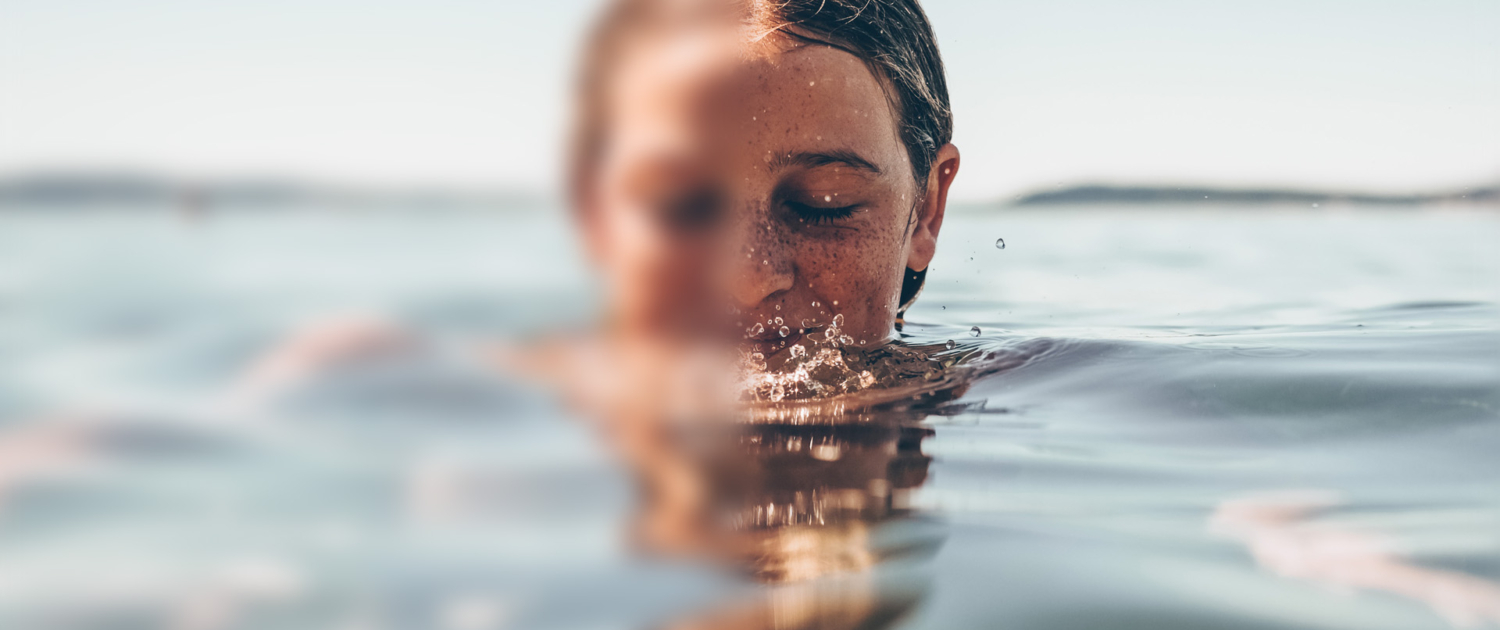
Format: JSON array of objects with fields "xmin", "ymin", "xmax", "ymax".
[{"xmin": 787, "ymin": 200, "xmax": 860, "ymax": 226}]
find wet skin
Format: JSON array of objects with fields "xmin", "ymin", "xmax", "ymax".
[{"xmin": 583, "ymin": 30, "xmax": 959, "ymax": 362}]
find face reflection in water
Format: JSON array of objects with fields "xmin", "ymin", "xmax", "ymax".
[{"xmin": 611, "ymin": 404, "xmax": 947, "ymax": 629}]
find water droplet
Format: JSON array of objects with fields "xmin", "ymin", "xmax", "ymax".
[
  {"xmin": 970, "ymin": 326, "xmax": 981, "ymax": 337},
  {"xmin": 945, "ymin": 340, "xmax": 956, "ymax": 350},
  {"xmin": 773, "ymin": 317, "xmax": 783, "ymax": 326},
  {"xmin": 994, "ymin": 238, "xmax": 1006, "ymax": 250},
  {"xmin": 762, "ymin": 259, "xmax": 769, "ymax": 265},
  {"xmin": 774, "ymin": 304, "xmax": 781, "ymax": 311},
  {"xmin": 779, "ymin": 326, "xmax": 790, "ymax": 337}
]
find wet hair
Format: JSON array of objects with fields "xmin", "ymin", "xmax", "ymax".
[
  {"xmin": 571, "ymin": 0, "xmax": 951, "ymax": 318},
  {"xmin": 571, "ymin": 0, "xmax": 953, "ymax": 202},
  {"xmin": 745, "ymin": 0, "xmax": 953, "ymax": 192}
]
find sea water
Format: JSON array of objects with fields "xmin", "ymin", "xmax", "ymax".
[{"xmin": 0, "ymin": 204, "xmax": 1496, "ymax": 629}]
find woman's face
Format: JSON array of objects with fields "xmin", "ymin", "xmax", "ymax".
[{"xmin": 585, "ymin": 32, "xmax": 956, "ymax": 360}]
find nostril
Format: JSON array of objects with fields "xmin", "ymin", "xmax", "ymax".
[{"xmin": 729, "ymin": 262, "xmax": 794, "ymax": 309}]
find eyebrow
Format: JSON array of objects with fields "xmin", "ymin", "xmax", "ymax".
[{"xmin": 768, "ymin": 149, "xmax": 883, "ymax": 175}]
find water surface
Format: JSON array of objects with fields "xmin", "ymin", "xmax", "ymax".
[{"xmin": 0, "ymin": 205, "xmax": 1496, "ymax": 629}]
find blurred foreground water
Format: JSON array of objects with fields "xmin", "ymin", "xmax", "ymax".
[{"xmin": 1, "ymin": 204, "xmax": 1497, "ymax": 629}]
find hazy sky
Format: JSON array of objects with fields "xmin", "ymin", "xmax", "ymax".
[{"xmin": 2, "ymin": 0, "xmax": 1496, "ymax": 201}]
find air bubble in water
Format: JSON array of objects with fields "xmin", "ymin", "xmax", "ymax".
[
  {"xmin": 994, "ymin": 238, "xmax": 1006, "ymax": 250},
  {"xmin": 779, "ymin": 326, "xmax": 791, "ymax": 337},
  {"xmin": 970, "ymin": 326, "xmax": 981, "ymax": 337},
  {"xmin": 749, "ymin": 323, "xmax": 764, "ymax": 336},
  {"xmin": 832, "ymin": 314, "xmax": 845, "ymax": 327},
  {"xmin": 945, "ymin": 340, "xmax": 956, "ymax": 350},
  {"xmin": 801, "ymin": 318, "xmax": 813, "ymax": 328},
  {"xmin": 790, "ymin": 344, "xmax": 806, "ymax": 358},
  {"xmin": 773, "ymin": 317, "xmax": 783, "ymax": 326}
]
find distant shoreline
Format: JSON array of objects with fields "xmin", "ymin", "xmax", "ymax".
[
  {"xmin": 1, "ymin": 172, "xmax": 1496, "ymax": 210},
  {"xmin": 1008, "ymin": 183, "xmax": 1498, "ymax": 208}
]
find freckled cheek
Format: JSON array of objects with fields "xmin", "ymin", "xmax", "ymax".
[{"xmin": 791, "ymin": 226, "xmax": 905, "ymax": 311}]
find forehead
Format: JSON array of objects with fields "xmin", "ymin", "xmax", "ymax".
[
  {"xmin": 604, "ymin": 29, "xmax": 736, "ymax": 155},
  {"xmin": 716, "ymin": 43, "xmax": 908, "ymax": 170},
  {"xmin": 603, "ymin": 34, "xmax": 908, "ymax": 175}
]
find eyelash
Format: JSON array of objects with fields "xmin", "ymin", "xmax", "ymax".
[{"xmin": 787, "ymin": 201, "xmax": 860, "ymax": 226}]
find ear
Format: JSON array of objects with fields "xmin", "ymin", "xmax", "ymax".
[{"xmin": 906, "ymin": 143, "xmax": 960, "ymax": 272}]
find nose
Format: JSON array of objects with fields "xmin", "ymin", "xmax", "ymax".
[{"xmin": 727, "ymin": 220, "xmax": 795, "ymax": 309}]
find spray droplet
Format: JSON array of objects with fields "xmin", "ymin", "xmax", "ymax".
[
  {"xmin": 945, "ymin": 340, "xmax": 956, "ymax": 350},
  {"xmin": 779, "ymin": 326, "xmax": 790, "ymax": 337},
  {"xmin": 994, "ymin": 238, "xmax": 1006, "ymax": 250},
  {"xmin": 970, "ymin": 326, "xmax": 981, "ymax": 337}
]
